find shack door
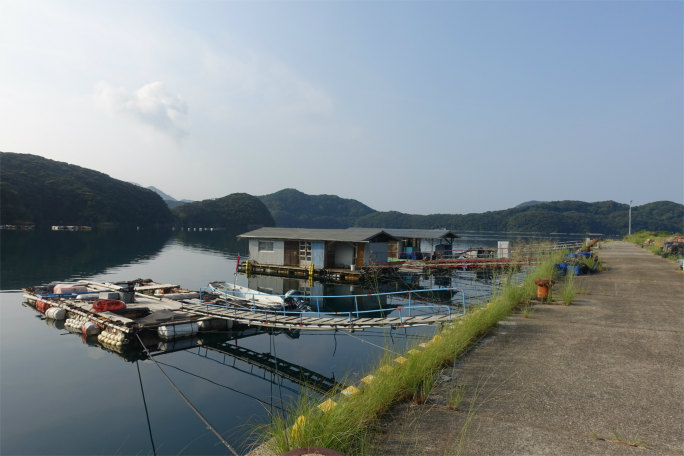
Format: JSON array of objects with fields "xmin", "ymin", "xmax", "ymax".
[
  {"xmin": 284, "ymin": 241, "xmax": 299, "ymax": 266},
  {"xmin": 325, "ymin": 242, "xmax": 336, "ymax": 268},
  {"xmin": 356, "ymin": 243, "xmax": 365, "ymax": 268}
]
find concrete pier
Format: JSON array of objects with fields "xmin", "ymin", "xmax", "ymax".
[{"xmin": 374, "ymin": 241, "xmax": 684, "ymax": 455}]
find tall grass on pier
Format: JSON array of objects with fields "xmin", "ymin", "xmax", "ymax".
[
  {"xmin": 255, "ymin": 243, "xmax": 566, "ymax": 456},
  {"xmin": 560, "ymin": 270, "xmax": 576, "ymax": 305},
  {"xmin": 625, "ymin": 230, "xmax": 683, "ymax": 261}
]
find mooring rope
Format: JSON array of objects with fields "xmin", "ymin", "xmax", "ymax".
[
  {"xmin": 135, "ymin": 334, "xmax": 240, "ymax": 456},
  {"xmin": 136, "ymin": 360, "xmax": 157, "ymax": 456},
  {"xmin": 156, "ymin": 359, "xmax": 283, "ymax": 410},
  {"xmin": 270, "ymin": 329, "xmax": 286, "ymax": 414},
  {"xmin": 342, "ymin": 330, "xmax": 402, "ymax": 356}
]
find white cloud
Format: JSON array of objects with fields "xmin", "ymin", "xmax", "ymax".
[{"xmin": 94, "ymin": 81, "xmax": 188, "ymax": 138}]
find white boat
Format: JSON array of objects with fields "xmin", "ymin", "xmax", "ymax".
[{"xmin": 207, "ymin": 281, "xmax": 299, "ymax": 309}]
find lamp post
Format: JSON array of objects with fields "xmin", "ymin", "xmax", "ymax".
[{"xmin": 628, "ymin": 200, "xmax": 633, "ymax": 235}]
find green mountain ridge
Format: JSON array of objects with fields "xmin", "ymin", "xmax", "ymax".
[
  {"xmin": 259, "ymin": 189, "xmax": 683, "ymax": 235},
  {"xmin": 258, "ymin": 188, "xmax": 375, "ymax": 228},
  {"xmin": 172, "ymin": 193, "xmax": 274, "ymax": 230},
  {"xmin": 0, "ymin": 152, "xmax": 273, "ymax": 230},
  {"xmin": 1, "ymin": 152, "xmax": 173, "ymax": 228},
  {"xmin": 2, "ymin": 153, "xmax": 680, "ymax": 235}
]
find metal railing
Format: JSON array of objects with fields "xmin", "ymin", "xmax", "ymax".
[{"xmin": 196, "ymin": 286, "xmax": 466, "ymax": 323}]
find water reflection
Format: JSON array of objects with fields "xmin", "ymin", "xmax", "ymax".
[
  {"xmin": 1, "ymin": 229, "xmax": 172, "ymax": 290},
  {"xmin": 194, "ymin": 334, "xmax": 345, "ymax": 395},
  {"xmin": 5, "ymin": 230, "xmax": 589, "ymax": 455},
  {"xmin": 172, "ymin": 228, "xmax": 248, "ymax": 256}
]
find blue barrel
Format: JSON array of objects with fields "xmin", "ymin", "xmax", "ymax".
[
  {"xmin": 554, "ymin": 263, "xmax": 567, "ymax": 276},
  {"xmin": 572, "ymin": 265, "xmax": 582, "ymax": 275}
]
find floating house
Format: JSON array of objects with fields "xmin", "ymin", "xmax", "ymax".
[
  {"xmin": 237, "ymin": 227, "xmax": 397, "ymax": 270},
  {"xmin": 238, "ymin": 227, "xmax": 461, "ymax": 270},
  {"xmin": 383, "ymin": 229, "xmax": 460, "ymax": 260}
]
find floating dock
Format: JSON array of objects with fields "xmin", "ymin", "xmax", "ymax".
[
  {"xmin": 22, "ymin": 279, "xmax": 461, "ymax": 355},
  {"xmin": 181, "ymin": 300, "xmax": 455, "ymax": 331}
]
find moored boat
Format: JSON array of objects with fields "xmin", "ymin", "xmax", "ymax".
[{"xmin": 206, "ymin": 281, "xmax": 307, "ymax": 310}]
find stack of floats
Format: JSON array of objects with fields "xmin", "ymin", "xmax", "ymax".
[{"xmin": 22, "ymin": 280, "xmax": 218, "ymax": 351}]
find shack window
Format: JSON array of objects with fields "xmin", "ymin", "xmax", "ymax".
[
  {"xmin": 299, "ymin": 241, "xmax": 312, "ymax": 262},
  {"xmin": 258, "ymin": 241, "xmax": 274, "ymax": 252}
]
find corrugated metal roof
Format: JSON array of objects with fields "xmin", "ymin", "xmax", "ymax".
[{"xmin": 238, "ymin": 227, "xmax": 397, "ymax": 243}]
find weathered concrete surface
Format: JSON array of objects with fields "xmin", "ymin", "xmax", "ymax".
[{"xmin": 374, "ymin": 241, "xmax": 684, "ymax": 455}]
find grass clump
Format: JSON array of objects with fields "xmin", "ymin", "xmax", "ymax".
[
  {"xmin": 610, "ymin": 430, "xmax": 647, "ymax": 449},
  {"xmin": 446, "ymin": 385, "xmax": 466, "ymax": 410},
  {"xmin": 560, "ymin": 271, "xmax": 576, "ymax": 305},
  {"xmin": 519, "ymin": 302, "xmax": 534, "ymax": 317},
  {"xmin": 257, "ymin": 246, "xmax": 568, "ymax": 455}
]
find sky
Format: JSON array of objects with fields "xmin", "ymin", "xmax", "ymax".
[{"xmin": 1, "ymin": 0, "xmax": 682, "ymax": 215}]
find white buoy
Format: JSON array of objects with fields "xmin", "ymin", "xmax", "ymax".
[
  {"xmin": 81, "ymin": 321, "xmax": 101, "ymax": 336},
  {"xmin": 158, "ymin": 322, "xmax": 199, "ymax": 340},
  {"xmin": 45, "ymin": 307, "xmax": 67, "ymax": 320}
]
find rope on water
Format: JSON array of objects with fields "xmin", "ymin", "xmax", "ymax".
[
  {"xmin": 156, "ymin": 359, "xmax": 283, "ymax": 410},
  {"xmin": 135, "ymin": 333, "xmax": 240, "ymax": 456},
  {"xmin": 342, "ymin": 330, "xmax": 402, "ymax": 356},
  {"xmin": 136, "ymin": 360, "xmax": 157, "ymax": 456}
]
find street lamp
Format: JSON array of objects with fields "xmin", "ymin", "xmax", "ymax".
[{"xmin": 628, "ymin": 200, "xmax": 633, "ymax": 235}]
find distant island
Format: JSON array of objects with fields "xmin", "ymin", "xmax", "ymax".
[{"xmin": 1, "ymin": 152, "xmax": 681, "ymax": 235}]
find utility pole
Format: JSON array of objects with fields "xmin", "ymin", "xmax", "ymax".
[{"xmin": 628, "ymin": 200, "xmax": 633, "ymax": 235}]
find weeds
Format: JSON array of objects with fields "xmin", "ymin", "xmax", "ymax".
[
  {"xmin": 413, "ymin": 372, "xmax": 435, "ymax": 405},
  {"xmin": 454, "ymin": 388, "xmax": 478, "ymax": 456},
  {"xmin": 446, "ymin": 385, "xmax": 465, "ymax": 410},
  {"xmin": 449, "ymin": 370, "xmax": 513, "ymax": 456},
  {"xmin": 610, "ymin": 430, "xmax": 647, "ymax": 449},
  {"xmin": 625, "ymin": 230, "xmax": 683, "ymax": 262},
  {"xmin": 520, "ymin": 302, "xmax": 534, "ymax": 317},
  {"xmin": 589, "ymin": 428, "xmax": 647, "ymax": 449},
  {"xmin": 560, "ymin": 271, "xmax": 576, "ymax": 305},
  {"xmin": 257, "ymin": 246, "xmax": 568, "ymax": 455}
]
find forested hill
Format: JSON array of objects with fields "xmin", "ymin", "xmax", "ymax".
[
  {"xmin": 256, "ymin": 188, "xmax": 683, "ymax": 235},
  {"xmin": 172, "ymin": 193, "xmax": 275, "ymax": 230},
  {"xmin": 2, "ymin": 154, "xmax": 680, "ymax": 234},
  {"xmin": 259, "ymin": 188, "xmax": 375, "ymax": 228},
  {"xmin": 0, "ymin": 152, "xmax": 173, "ymax": 228},
  {"xmin": 355, "ymin": 200, "xmax": 684, "ymax": 235}
]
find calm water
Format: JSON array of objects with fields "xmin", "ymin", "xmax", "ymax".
[{"xmin": 0, "ymin": 229, "xmax": 584, "ymax": 455}]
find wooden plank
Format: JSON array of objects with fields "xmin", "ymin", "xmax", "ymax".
[
  {"xmin": 350, "ymin": 318, "xmax": 379, "ymax": 324},
  {"xmin": 180, "ymin": 301, "xmax": 453, "ymax": 330},
  {"xmin": 269, "ymin": 316, "xmax": 302, "ymax": 323},
  {"xmin": 308, "ymin": 318, "xmax": 345, "ymax": 324},
  {"xmin": 405, "ymin": 315, "xmax": 446, "ymax": 322}
]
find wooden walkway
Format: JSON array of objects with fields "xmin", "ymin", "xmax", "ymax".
[{"xmin": 180, "ymin": 301, "xmax": 455, "ymax": 331}]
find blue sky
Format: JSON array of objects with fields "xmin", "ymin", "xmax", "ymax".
[{"xmin": 1, "ymin": 0, "xmax": 682, "ymax": 214}]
